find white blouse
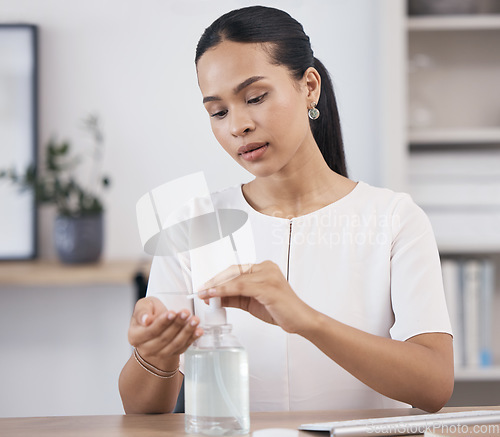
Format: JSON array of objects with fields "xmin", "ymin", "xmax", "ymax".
[{"xmin": 147, "ymin": 181, "xmax": 452, "ymax": 411}]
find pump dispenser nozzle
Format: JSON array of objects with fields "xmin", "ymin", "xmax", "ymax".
[{"xmin": 205, "ymin": 297, "xmax": 227, "ymax": 326}]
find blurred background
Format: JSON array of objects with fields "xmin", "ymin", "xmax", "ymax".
[{"xmin": 0, "ymin": 0, "xmax": 499, "ymax": 417}]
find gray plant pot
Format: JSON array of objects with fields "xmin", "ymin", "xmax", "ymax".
[
  {"xmin": 408, "ymin": 0, "xmax": 479, "ymax": 15},
  {"xmin": 54, "ymin": 214, "xmax": 103, "ymax": 264}
]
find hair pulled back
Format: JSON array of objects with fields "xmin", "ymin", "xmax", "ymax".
[{"xmin": 195, "ymin": 5, "xmax": 347, "ymax": 177}]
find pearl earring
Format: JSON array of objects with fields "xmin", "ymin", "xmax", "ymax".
[{"xmin": 308, "ymin": 102, "xmax": 320, "ymax": 120}]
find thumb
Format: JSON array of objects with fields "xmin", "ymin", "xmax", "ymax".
[{"xmin": 133, "ymin": 297, "xmax": 156, "ymax": 327}]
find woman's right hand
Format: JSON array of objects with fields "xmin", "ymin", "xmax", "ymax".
[{"xmin": 128, "ymin": 296, "xmax": 203, "ymax": 371}]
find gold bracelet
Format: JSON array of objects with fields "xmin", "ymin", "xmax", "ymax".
[{"xmin": 133, "ymin": 348, "xmax": 179, "ymax": 379}]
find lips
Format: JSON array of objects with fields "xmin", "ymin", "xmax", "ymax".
[
  {"xmin": 238, "ymin": 142, "xmax": 268, "ymax": 155},
  {"xmin": 238, "ymin": 143, "xmax": 269, "ymax": 162}
]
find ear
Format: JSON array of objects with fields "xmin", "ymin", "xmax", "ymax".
[{"xmin": 303, "ymin": 67, "xmax": 321, "ymax": 105}]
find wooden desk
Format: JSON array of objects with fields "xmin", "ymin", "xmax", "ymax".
[{"xmin": 1, "ymin": 407, "xmax": 499, "ymax": 437}]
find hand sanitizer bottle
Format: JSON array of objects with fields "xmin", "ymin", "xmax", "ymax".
[{"xmin": 184, "ymin": 298, "xmax": 250, "ymax": 435}]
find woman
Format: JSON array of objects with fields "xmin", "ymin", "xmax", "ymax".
[{"xmin": 119, "ymin": 6, "xmax": 453, "ymax": 414}]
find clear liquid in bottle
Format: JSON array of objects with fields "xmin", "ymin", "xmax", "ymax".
[{"xmin": 184, "ymin": 325, "xmax": 250, "ymax": 436}]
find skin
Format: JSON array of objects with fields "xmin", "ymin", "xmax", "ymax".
[
  {"xmin": 119, "ymin": 40, "xmax": 454, "ymax": 414},
  {"xmin": 118, "ymin": 297, "xmax": 202, "ymax": 414}
]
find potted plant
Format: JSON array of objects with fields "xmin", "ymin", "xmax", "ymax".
[{"xmin": 0, "ymin": 114, "xmax": 110, "ymax": 263}]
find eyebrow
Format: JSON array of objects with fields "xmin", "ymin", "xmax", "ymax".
[{"xmin": 202, "ymin": 76, "xmax": 265, "ymax": 104}]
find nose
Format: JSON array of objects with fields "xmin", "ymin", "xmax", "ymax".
[{"xmin": 229, "ymin": 109, "xmax": 255, "ymax": 137}]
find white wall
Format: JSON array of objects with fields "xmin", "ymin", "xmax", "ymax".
[
  {"xmin": 0, "ymin": 0, "xmax": 384, "ymax": 261},
  {"xmin": 0, "ymin": 0, "xmax": 385, "ymax": 418},
  {"xmin": 0, "ymin": 284, "xmax": 136, "ymax": 417}
]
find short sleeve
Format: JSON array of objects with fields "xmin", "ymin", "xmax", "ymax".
[
  {"xmin": 146, "ymin": 253, "xmax": 194, "ymax": 314},
  {"xmin": 389, "ymin": 194, "xmax": 453, "ymax": 341},
  {"xmin": 146, "ymin": 254, "xmax": 195, "ymax": 375},
  {"xmin": 145, "ymin": 202, "xmax": 195, "ymax": 312}
]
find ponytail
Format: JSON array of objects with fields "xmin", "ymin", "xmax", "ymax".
[{"xmin": 312, "ymin": 58, "xmax": 348, "ymax": 177}]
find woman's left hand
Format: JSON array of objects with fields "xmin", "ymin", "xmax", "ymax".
[{"xmin": 198, "ymin": 260, "xmax": 316, "ymax": 334}]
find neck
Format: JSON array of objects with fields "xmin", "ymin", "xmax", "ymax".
[{"xmin": 243, "ymin": 141, "xmax": 348, "ymax": 218}]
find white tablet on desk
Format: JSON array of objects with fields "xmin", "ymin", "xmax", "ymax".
[{"xmin": 299, "ymin": 410, "xmax": 500, "ymax": 436}]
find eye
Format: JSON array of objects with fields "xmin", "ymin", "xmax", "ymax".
[
  {"xmin": 210, "ymin": 109, "xmax": 228, "ymax": 119},
  {"xmin": 247, "ymin": 93, "xmax": 267, "ymax": 105}
]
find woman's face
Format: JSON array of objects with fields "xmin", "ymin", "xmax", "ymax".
[{"xmin": 196, "ymin": 40, "xmax": 319, "ymax": 178}]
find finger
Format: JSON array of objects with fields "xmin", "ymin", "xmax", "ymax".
[
  {"xmin": 200, "ymin": 273, "xmax": 262, "ymax": 300},
  {"xmin": 132, "ymin": 298, "xmax": 155, "ymax": 327},
  {"xmin": 140, "ymin": 313, "xmax": 201, "ymax": 358},
  {"xmin": 200, "ymin": 295, "xmax": 245, "ymax": 310},
  {"xmin": 198, "ymin": 263, "xmax": 254, "ymax": 291},
  {"xmin": 176, "ymin": 327, "xmax": 204, "ymax": 355},
  {"xmin": 132, "ymin": 296, "xmax": 166, "ymax": 327},
  {"xmin": 220, "ymin": 296, "xmax": 247, "ymax": 310},
  {"xmin": 163, "ymin": 309, "xmax": 191, "ymax": 339},
  {"xmin": 136, "ymin": 308, "xmax": 193, "ymax": 351},
  {"xmin": 129, "ymin": 309, "xmax": 195, "ymax": 349},
  {"xmin": 129, "ymin": 309, "xmax": 177, "ymax": 346},
  {"xmin": 163, "ymin": 315, "xmax": 202, "ymax": 355}
]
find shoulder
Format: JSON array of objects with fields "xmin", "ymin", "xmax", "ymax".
[
  {"xmin": 354, "ymin": 181, "xmax": 413, "ymax": 210},
  {"xmin": 210, "ymin": 184, "xmax": 247, "ymax": 209},
  {"xmin": 355, "ymin": 181, "xmax": 424, "ymax": 215},
  {"xmin": 354, "ymin": 181, "xmax": 432, "ymax": 237}
]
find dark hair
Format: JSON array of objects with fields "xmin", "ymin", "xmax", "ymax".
[{"xmin": 195, "ymin": 5, "xmax": 347, "ymax": 177}]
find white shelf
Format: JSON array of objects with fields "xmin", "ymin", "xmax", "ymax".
[
  {"xmin": 409, "ymin": 128, "xmax": 500, "ymax": 145},
  {"xmin": 0, "ymin": 260, "xmax": 149, "ymax": 286},
  {"xmin": 408, "ymin": 15, "xmax": 500, "ymax": 31},
  {"xmin": 397, "ymin": 9, "xmax": 500, "ymax": 401},
  {"xmin": 455, "ymin": 366, "xmax": 500, "ymax": 381},
  {"xmin": 438, "ymin": 241, "xmax": 500, "ymax": 255}
]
